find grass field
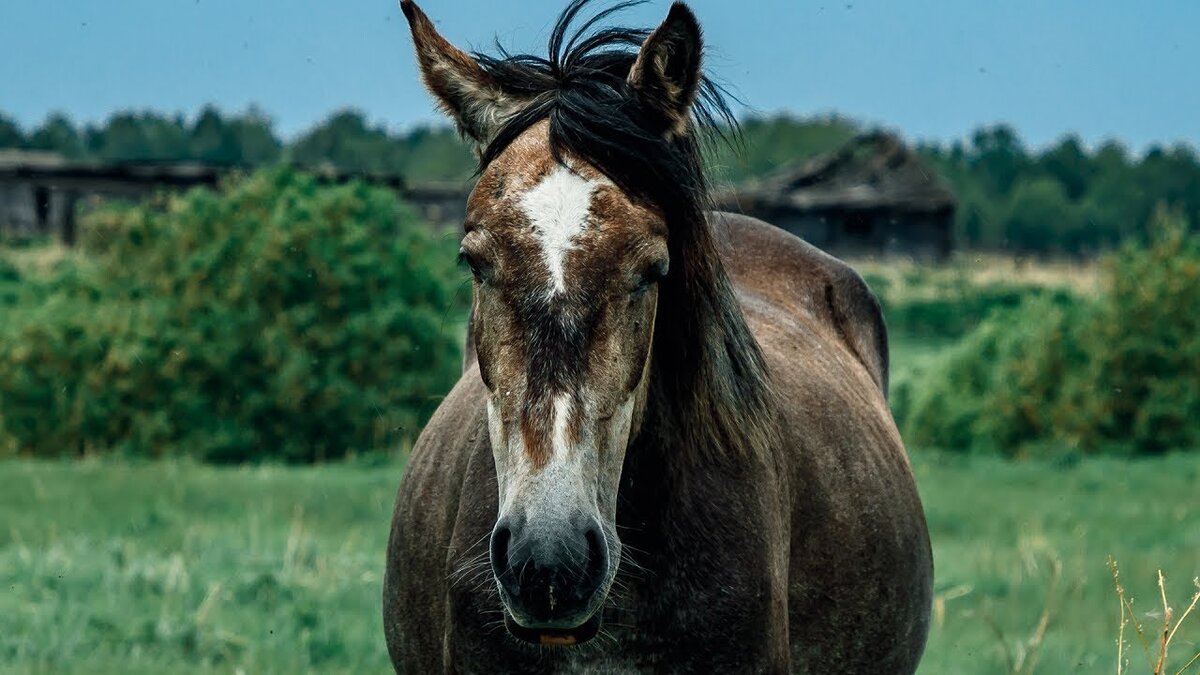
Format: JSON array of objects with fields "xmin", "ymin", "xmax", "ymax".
[
  {"xmin": 2, "ymin": 256, "xmax": 1197, "ymax": 674},
  {"xmin": 0, "ymin": 459, "xmax": 401, "ymax": 674},
  {"xmin": 2, "ymin": 453, "xmax": 1198, "ymax": 674}
]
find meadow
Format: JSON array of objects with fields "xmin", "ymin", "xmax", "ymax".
[
  {"xmin": 3, "ymin": 193, "xmax": 1198, "ymax": 672},
  {"xmin": 4, "ymin": 239, "xmax": 1200, "ymax": 673},
  {"xmin": 3, "ymin": 414, "xmax": 1198, "ymax": 673}
]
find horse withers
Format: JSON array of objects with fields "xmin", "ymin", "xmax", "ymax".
[{"xmin": 383, "ymin": 1, "xmax": 933, "ymax": 672}]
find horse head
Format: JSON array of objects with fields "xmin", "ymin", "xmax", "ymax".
[{"xmin": 401, "ymin": 0, "xmax": 713, "ymax": 644}]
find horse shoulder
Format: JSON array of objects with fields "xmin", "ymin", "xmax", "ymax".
[
  {"xmin": 383, "ymin": 368, "xmax": 490, "ymax": 671},
  {"xmin": 708, "ymin": 211, "xmax": 889, "ymax": 397}
]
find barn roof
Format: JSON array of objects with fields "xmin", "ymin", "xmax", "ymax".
[{"xmin": 725, "ymin": 131, "xmax": 956, "ymax": 214}]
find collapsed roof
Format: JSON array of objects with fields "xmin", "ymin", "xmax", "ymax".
[{"xmin": 728, "ymin": 131, "xmax": 956, "ymax": 214}]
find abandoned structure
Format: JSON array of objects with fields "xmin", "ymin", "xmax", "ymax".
[
  {"xmin": 4, "ymin": 132, "xmax": 955, "ymax": 259},
  {"xmin": 0, "ymin": 151, "xmax": 228, "ymax": 245},
  {"xmin": 719, "ymin": 131, "xmax": 957, "ymax": 260},
  {"xmin": 0, "ymin": 151, "xmax": 469, "ymax": 244}
]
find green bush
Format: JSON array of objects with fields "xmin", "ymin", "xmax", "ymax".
[
  {"xmin": 899, "ymin": 210, "xmax": 1200, "ymax": 456},
  {"xmin": 861, "ymin": 268, "xmax": 1076, "ymax": 341},
  {"xmin": 0, "ymin": 256, "xmax": 21, "ymax": 305},
  {"xmin": 0, "ymin": 168, "xmax": 467, "ymax": 462},
  {"xmin": 881, "ymin": 283, "xmax": 1074, "ymax": 340}
]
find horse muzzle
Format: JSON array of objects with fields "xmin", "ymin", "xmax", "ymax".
[{"xmin": 490, "ymin": 514, "xmax": 611, "ymax": 645}]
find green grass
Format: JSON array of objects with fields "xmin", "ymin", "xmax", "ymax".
[
  {"xmin": 914, "ymin": 452, "xmax": 1200, "ymax": 675},
  {"xmin": 0, "ymin": 459, "xmax": 404, "ymax": 674},
  {"xmin": 2, "ymin": 454, "xmax": 1198, "ymax": 674}
]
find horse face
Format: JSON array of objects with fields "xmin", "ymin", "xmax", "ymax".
[
  {"xmin": 459, "ymin": 124, "xmax": 666, "ymax": 636},
  {"xmin": 401, "ymin": 0, "xmax": 704, "ymax": 643}
]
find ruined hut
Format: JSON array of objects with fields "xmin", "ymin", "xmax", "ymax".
[
  {"xmin": 721, "ymin": 132, "xmax": 956, "ymax": 260},
  {"xmin": 0, "ymin": 151, "xmax": 469, "ymax": 245},
  {"xmin": 0, "ymin": 151, "xmax": 227, "ymax": 245}
]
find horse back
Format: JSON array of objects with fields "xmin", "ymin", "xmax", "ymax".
[{"xmin": 708, "ymin": 211, "xmax": 889, "ymax": 397}]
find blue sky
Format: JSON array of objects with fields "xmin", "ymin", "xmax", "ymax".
[{"xmin": 2, "ymin": 0, "xmax": 1197, "ymax": 151}]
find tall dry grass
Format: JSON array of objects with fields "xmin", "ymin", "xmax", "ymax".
[
  {"xmin": 1109, "ymin": 559, "xmax": 1200, "ymax": 675},
  {"xmin": 848, "ymin": 252, "xmax": 1103, "ymax": 299}
]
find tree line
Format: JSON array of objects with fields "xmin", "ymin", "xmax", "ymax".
[
  {"xmin": 919, "ymin": 126, "xmax": 1200, "ymax": 255},
  {"xmin": 0, "ymin": 106, "xmax": 476, "ymax": 182},
  {"xmin": 3, "ymin": 107, "xmax": 1197, "ymax": 255}
]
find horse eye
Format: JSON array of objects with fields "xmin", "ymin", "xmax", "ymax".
[
  {"xmin": 630, "ymin": 260, "xmax": 668, "ymax": 296},
  {"xmin": 458, "ymin": 249, "xmax": 485, "ymax": 282}
]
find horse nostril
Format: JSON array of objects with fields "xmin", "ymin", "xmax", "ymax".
[
  {"xmin": 583, "ymin": 525, "xmax": 608, "ymax": 586},
  {"xmin": 490, "ymin": 523, "xmax": 512, "ymax": 576}
]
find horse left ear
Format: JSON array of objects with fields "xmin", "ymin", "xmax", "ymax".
[
  {"xmin": 400, "ymin": 0, "xmax": 526, "ymax": 145},
  {"xmin": 628, "ymin": 2, "xmax": 704, "ymax": 139}
]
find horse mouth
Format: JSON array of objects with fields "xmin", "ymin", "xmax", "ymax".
[{"xmin": 503, "ymin": 612, "xmax": 601, "ymax": 646}]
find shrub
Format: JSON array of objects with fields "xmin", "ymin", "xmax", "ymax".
[
  {"xmin": 897, "ymin": 297, "xmax": 1088, "ymax": 454},
  {"xmin": 862, "ymin": 266, "xmax": 1077, "ymax": 341},
  {"xmin": 900, "ymin": 210, "xmax": 1200, "ymax": 456},
  {"xmin": 881, "ymin": 283, "xmax": 1074, "ymax": 340},
  {"xmin": 0, "ymin": 168, "xmax": 467, "ymax": 462},
  {"xmin": 1060, "ymin": 211, "xmax": 1200, "ymax": 452},
  {"xmin": 0, "ymin": 255, "xmax": 21, "ymax": 306}
]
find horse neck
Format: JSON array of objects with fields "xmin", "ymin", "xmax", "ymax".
[
  {"xmin": 633, "ymin": 211, "xmax": 777, "ymax": 473},
  {"xmin": 617, "ymin": 244, "xmax": 778, "ymax": 553}
]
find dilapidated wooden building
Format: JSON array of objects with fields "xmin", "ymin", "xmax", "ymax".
[
  {"xmin": 5, "ymin": 133, "xmax": 955, "ymax": 258},
  {"xmin": 0, "ymin": 151, "xmax": 469, "ymax": 244},
  {"xmin": 0, "ymin": 151, "xmax": 230, "ymax": 244},
  {"xmin": 719, "ymin": 132, "xmax": 956, "ymax": 260}
]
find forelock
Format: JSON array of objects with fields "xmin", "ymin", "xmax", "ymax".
[{"xmin": 468, "ymin": 0, "xmax": 738, "ymax": 223}]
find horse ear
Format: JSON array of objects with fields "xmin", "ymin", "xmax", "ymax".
[
  {"xmin": 628, "ymin": 2, "xmax": 704, "ymax": 139},
  {"xmin": 399, "ymin": 0, "xmax": 525, "ymax": 145}
]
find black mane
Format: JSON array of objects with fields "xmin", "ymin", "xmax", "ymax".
[{"xmin": 475, "ymin": 0, "xmax": 737, "ymax": 222}]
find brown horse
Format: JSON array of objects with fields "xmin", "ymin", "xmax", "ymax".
[{"xmin": 384, "ymin": 1, "xmax": 933, "ymax": 672}]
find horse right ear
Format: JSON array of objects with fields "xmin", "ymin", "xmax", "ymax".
[
  {"xmin": 399, "ymin": 0, "xmax": 526, "ymax": 145},
  {"xmin": 627, "ymin": 2, "xmax": 704, "ymax": 139}
]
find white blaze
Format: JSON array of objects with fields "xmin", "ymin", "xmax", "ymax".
[
  {"xmin": 518, "ymin": 165, "xmax": 602, "ymax": 294},
  {"xmin": 495, "ymin": 394, "xmax": 584, "ymax": 515},
  {"xmin": 491, "ymin": 390, "xmax": 636, "ymax": 525},
  {"xmin": 550, "ymin": 394, "xmax": 575, "ymax": 461}
]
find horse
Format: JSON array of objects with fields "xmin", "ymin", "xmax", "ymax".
[{"xmin": 383, "ymin": 1, "xmax": 933, "ymax": 672}]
